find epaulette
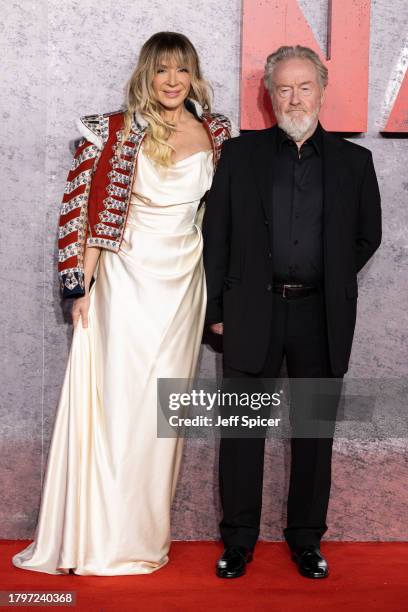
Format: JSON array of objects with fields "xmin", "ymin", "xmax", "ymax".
[
  {"xmin": 76, "ymin": 110, "xmax": 124, "ymax": 149},
  {"xmin": 209, "ymin": 113, "xmax": 240, "ymax": 137},
  {"xmin": 209, "ymin": 112, "xmax": 231, "ymax": 126},
  {"xmin": 102, "ymin": 109, "xmax": 124, "ymax": 118}
]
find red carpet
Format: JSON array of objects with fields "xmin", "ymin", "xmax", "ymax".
[{"xmin": 1, "ymin": 541, "xmax": 407, "ymax": 611}]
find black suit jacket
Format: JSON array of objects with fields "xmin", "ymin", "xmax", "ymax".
[{"xmin": 202, "ymin": 125, "xmax": 382, "ymax": 376}]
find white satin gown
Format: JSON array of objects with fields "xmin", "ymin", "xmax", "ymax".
[{"xmin": 13, "ymin": 147, "xmax": 213, "ymax": 575}]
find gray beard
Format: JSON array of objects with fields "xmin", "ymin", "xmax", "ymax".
[{"xmin": 276, "ymin": 111, "xmax": 318, "ymax": 143}]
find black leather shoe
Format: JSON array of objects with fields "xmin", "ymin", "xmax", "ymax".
[
  {"xmin": 291, "ymin": 546, "xmax": 329, "ymax": 578},
  {"xmin": 216, "ymin": 546, "xmax": 253, "ymax": 578}
]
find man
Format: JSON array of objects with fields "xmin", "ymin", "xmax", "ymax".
[{"xmin": 203, "ymin": 45, "xmax": 381, "ymax": 579}]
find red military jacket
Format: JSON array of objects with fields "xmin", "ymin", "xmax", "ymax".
[{"xmin": 58, "ymin": 98, "xmax": 234, "ymax": 298}]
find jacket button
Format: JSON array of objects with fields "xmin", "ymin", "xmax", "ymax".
[
  {"xmin": 264, "ymin": 219, "xmax": 269, "ymax": 225},
  {"xmin": 267, "ymin": 251, "xmax": 272, "ymax": 258},
  {"xmin": 266, "ymin": 283, "xmax": 272, "ymax": 291}
]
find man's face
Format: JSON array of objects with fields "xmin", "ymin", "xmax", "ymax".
[{"xmin": 270, "ymin": 57, "xmax": 325, "ymax": 141}]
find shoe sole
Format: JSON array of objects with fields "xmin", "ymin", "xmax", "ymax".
[
  {"xmin": 216, "ymin": 568, "xmax": 246, "ymax": 579},
  {"xmin": 298, "ymin": 568, "xmax": 329, "ymax": 579}
]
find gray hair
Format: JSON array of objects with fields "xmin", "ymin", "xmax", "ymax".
[{"xmin": 264, "ymin": 45, "xmax": 328, "ymax": 92}]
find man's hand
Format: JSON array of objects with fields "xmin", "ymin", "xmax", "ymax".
[{"xmin": 210, "ymin": 322, "xmax": 224, "ymax": 335}]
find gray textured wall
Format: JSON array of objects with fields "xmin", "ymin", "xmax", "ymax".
[{"xmin": 1, "ymin": 0, "xmax": 407, "ymax": 541}]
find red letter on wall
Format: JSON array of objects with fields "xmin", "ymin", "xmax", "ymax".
[
  {"xmin": 383, "ymin": 70, "xmax": 408, "ymax": 132},
  {"xmin": 241, "ymin": 0, "xmax": 371, "ymax": 132}
]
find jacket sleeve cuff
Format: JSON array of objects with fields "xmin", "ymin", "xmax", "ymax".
[
  {"xmin": 205, "ymin": 299, "xmax": 223, "ymax": 325},
  {"xmin": 59, "ymin": 270, "xmax": 85, "ymax": 299}
]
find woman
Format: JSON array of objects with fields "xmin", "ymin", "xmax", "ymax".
[{"xmin": 13, "ymin": 31, "xmax": 235, "ymax": 575}]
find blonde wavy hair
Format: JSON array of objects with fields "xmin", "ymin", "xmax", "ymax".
[{"xmin": 122, "ymin": 32, "xmax": 212, "ymax": 167}]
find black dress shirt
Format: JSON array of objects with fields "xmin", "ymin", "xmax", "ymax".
[{"xmin": 272, "ymin": 121, "xmax": 324, "ymax": 285}]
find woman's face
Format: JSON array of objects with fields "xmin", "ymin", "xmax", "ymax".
[{"xmin": 152, "ymin": 56, "xmax": 192, "ymax": 111}]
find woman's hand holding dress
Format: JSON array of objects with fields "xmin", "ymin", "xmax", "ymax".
[{"xmin": 71, "ymin": 295, "xmax": 90, "ymax": 328}]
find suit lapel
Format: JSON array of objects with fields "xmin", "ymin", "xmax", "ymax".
[
  {"xmin": 249, "ymin": 127, "xmax": 276, "ymax": 222},
  {"xmin": 322, "ymin": 130, "xmax": 344, "ymax": 225}
]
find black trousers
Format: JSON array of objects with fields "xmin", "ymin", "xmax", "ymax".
[{"xmin": 219, "ymin": 291, "xmax": 343, "ymax": 551}]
